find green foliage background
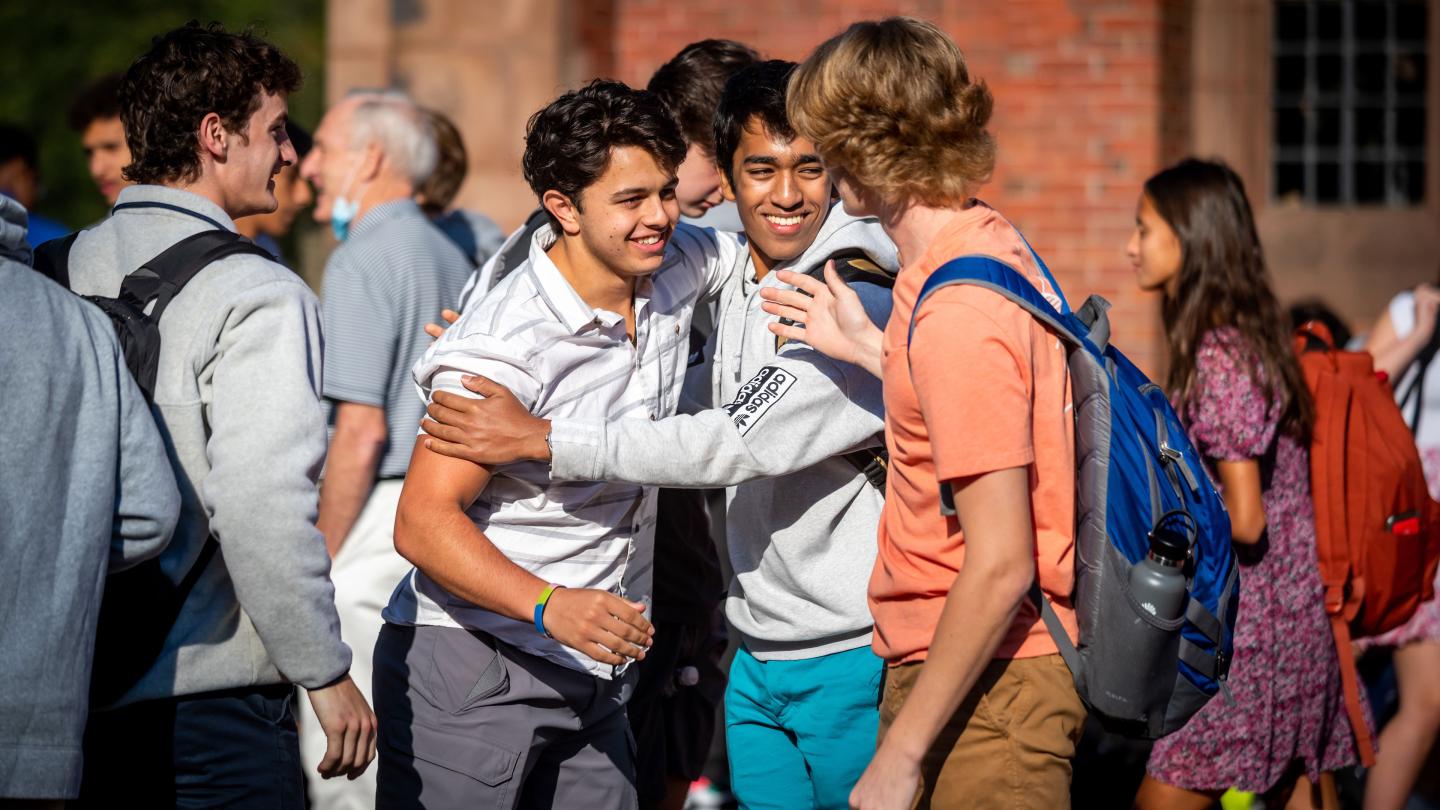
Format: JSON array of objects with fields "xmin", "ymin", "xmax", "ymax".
[{"xmin": 0, "ymin": 0, "xmax": 325, "ymax": 229}]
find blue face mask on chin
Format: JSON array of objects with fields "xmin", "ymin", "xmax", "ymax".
[
  {"xmin": 330, "ymin": 196, "xmax": 360, "ymax": 242},
  {"xmin": 329, "ymin": 166, "xmax": 363, "ymax": 242}
]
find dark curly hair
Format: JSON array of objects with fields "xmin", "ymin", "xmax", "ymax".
[
  {"xmin": 647, "ymin": 39, "xmax": 759, "ymax": 156},
  {"xmin": 119, "ymin": 22, "xmax": 301, "ymax": 185},
  {"xmin": 713, "ymin": 60, "xmax": 799, "ymax": 185},
  {"xmin": 522, "ymin": 80, "xmax": 687, "ymax": 230}
]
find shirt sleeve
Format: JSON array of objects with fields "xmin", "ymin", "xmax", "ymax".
[
  {"xmin": 1185, "ymin": 329, "xmax": 1278, "ymax": 462},
  {"xmin": 414, "ymin": 329, "xmax": 543, "ymax": 416},
  {"xmin": 1390, "ymin": 290, "xmax": 1417, "ymax": 340},
  {"xmin": 909, "ymin": 287, "xmax": 1037, "ymax": 482},
  {"xmin": 321, "ymin": 251, "xmax": 397, "ymax": 407}
]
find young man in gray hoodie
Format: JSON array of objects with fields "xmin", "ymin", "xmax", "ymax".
[
  {"xmin": 421, "ymin": 60, "xmax": 896, "ymax": 810},
  {"xmin": 0, "ymin": 196, "xmax": 179, "ymax": 804},
  {"xmin": 63, "ymin": 24, "xmax": 374, "ymax": 806}
]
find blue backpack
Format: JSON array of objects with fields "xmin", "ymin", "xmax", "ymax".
[{"xmin": 910, "ymin": 240, "xmax": 1240, "ymax": 738}]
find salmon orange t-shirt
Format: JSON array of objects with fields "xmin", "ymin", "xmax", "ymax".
[{"xmin": 871, "ymin": 200, "xmax": 1079, "ymax": 665}]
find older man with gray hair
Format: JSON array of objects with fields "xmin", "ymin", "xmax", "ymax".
[{"xmin": 298, "ymin": 90, "xmax": 472, "ymax": 810}]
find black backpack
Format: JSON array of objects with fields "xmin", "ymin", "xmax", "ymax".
[
  {"xmin": 776, "ymin": 247, "xmax": 895, "ymax": 492},
  {"xmin": 32, "ymin": 229, "xmax": 272, "ymax": 705}
]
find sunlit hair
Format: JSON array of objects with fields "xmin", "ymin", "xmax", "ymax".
[
  {"xmin": 1148, "ymin": 158, "xmax": 1314, "ymax": 439},
  {"xmin": 346, "ymin": 90, "xmax": 438, "ymax": 187},
  {"xmin": 787, "ymin": 17, "xmax": 994, "ymax": 208},
  {"xmin": 647, "ymin": 39, "xmax": 759, "ymax": 155}
]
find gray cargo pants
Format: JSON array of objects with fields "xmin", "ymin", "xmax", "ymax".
[{"xmin": 373, "ymin": 623, "xmax": 638, "ymax": 810}]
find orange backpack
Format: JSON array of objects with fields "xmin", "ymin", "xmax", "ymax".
[{"xmin": 1295, "ymin": 322, "xmax": 1440, "ymax": 765}]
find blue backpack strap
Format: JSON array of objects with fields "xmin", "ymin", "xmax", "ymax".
[
  {"xmin": 1011, "ymin": 228, "xmax": 1071, "ymax": 315},
  {"xmin": 907, "ymin": 254, "xmax": 1080, "ymax": 351}
]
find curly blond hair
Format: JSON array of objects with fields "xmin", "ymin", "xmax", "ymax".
[{"xmin": 787, "ymin": 17, "xmax": 995, "ymax": 208}]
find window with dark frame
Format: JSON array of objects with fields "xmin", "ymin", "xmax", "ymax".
[{"xmin": 1274, "ymin": 0, "xmax": 1428, "ymax": 205}]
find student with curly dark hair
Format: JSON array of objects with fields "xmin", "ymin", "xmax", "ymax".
[
  {"xmin": 67, "ymin": 22, "xmax": 375, "ymax": 806},
  {"xmin": 372, "ymin": 79, "xmax": 745, "ymax": 810}
]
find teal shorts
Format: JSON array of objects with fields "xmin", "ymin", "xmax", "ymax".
[{"xmin": 724, "ymin": 644, "xmax": 883, "ymax": 810}]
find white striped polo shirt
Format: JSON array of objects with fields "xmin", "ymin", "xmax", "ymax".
[{"xmin": 383, "ymin": 221, "xmax": 743, "ymax": 679}]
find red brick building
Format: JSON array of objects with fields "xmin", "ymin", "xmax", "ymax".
[{"xmin": 328, "ymin": 0, "xmax": 1438, "ymax": 374}]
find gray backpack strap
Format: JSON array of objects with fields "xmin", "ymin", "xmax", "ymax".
[{"xmin": 1029, "ymin": 581, "xmax": 1082, "ymax": 678}]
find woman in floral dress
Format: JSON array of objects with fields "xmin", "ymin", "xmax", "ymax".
[{"xmin": 1126, "ymin": 159, "xmax": 1361, "ymax": 810}]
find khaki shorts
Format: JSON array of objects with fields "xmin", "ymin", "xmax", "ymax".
[{"xmin": 880, "ymin": 654, "xmax": 1085, "ymax": 810}]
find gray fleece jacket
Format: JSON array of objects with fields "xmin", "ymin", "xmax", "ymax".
[
  {"xmin": 0, "ymin": 196, "xmax": 179, "ymax": 798},
  {"xmin": 550, "ymin": 204, "xmax": 897, "ymax": 660},
  {"xmin": 65, "ymin": 186, "xmax": 350, "ymax": 707}
]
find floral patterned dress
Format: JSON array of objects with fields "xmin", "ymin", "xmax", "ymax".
[{"xmin": 1146, "ymin": 328, "xmax": 1361, "ymax": 792}]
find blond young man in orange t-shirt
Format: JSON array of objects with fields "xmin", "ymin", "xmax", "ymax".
[{"xmin": 761, "ymin": 18, "xmax": 1085, "ymax": 810}]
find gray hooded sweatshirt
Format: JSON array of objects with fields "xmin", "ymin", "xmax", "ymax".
[
  {"xmin": 0, "ymin": 196, "xmax": 179, "ymax": 799},
  {"xmin": 64, "ymin": 186, "xmax": 351, "ymax": 708},
  {"xmin": 550, "ymin": 204, "xmax": 897, "ymax": 659}
]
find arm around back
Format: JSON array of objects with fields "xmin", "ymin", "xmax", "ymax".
[{"xmin": 551, "ymin": 347, "xmax": 884, "ymax": 487}]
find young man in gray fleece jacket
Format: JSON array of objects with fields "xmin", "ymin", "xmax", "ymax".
[
  {"xmin": 63, "ymin": 24, "xmax": 374, "ymax": 806},
  {"xmin": 0, "ymin": 196, "xmax": 179, "ymax": 803},
  {"xmin": 421, "ymin": 61, "xmax": 895, "ymax": 810}
]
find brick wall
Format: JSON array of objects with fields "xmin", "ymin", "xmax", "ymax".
[
  {"xmin": 329, "ymin": 0, "xmax": 1187, "ymax": 372},
  {"xmin": 583, "ymin": 0, "xmax": 1179, "ymax": 372}
]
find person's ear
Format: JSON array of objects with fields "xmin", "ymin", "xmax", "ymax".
[
  {"xmin": 542, "ymin": 189, "xmax": 581, "ymax": 236},
  {"xmin": 356, "ymin": 141, "xmax": 383, "ymax": 184},
  {"xmin": 718, "ymin": 164, "xmax": 737, "ymax": 203},
  {"xmin": 198, "ymin": 112, "xmax": 228, "ymax": 161}
]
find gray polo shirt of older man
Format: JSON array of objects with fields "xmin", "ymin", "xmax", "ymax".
[{"xmin": 301, "ymin": 91, "xmax": 473, "ymax": 810}]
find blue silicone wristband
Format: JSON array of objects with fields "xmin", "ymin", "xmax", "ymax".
[{"xmin": 533, "ymin": 583, "xmax": 562, "ymax": 637}]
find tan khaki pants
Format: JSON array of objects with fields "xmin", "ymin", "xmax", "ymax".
[{"xmin": 880, "ymin": 654, "xmax": 1085, "ymax": 810}]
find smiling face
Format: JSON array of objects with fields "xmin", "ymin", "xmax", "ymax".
[
  {"xmin": 245, "ymin": 162, "xmax": 313, "ymax": 237},
  {"xmin": 1127, "ymin": 193, "xmax": 1184, "ymax": 295},
  {"xmin": 553, "ymin": 144, "xmax": 680, "ymax": 280},
  {"xmin": 81, "ymin": 116, "xmax": 131, "ymax": 205},
  {"xmin": 673, "ymin": 141, "xmax": 725, "ymax": 218},
  {"xmin": 721, "ymin": 118, "xmax": 831, "ymax": 278},
  {"xmin": 299, "ymin": 99, "xmax": 362, "ymax": 224},
  {"xmin": 220, "ymin": 91, "xmax": 296, "ymax": 219}
]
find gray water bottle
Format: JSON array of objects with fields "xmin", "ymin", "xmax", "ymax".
[
  {"xmin": 1130, "ymin": 529, "xmax": 1189, "ymax": 622},
  {"xmin": 1107, "ymin": 528, "xmax": 1191, "ymax": 721}
]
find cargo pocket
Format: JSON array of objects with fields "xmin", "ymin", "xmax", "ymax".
[{"xmin": 411, "ymin": 724, "xmax": 521, "ymax": 794}]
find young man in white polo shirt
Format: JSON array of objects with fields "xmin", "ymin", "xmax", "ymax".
[{"xmin": 372, "ymin": 80, "xmax": 742, "ymax": 810}]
